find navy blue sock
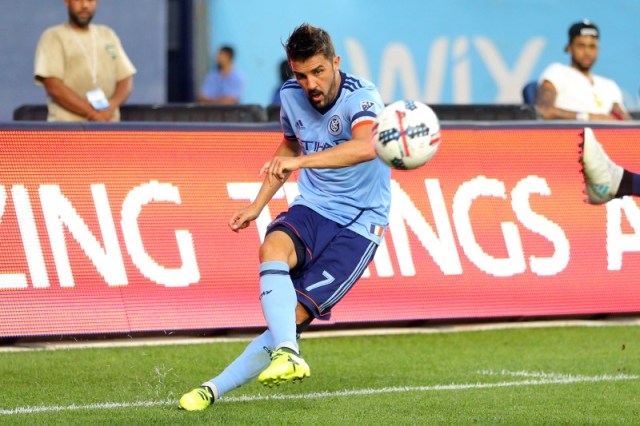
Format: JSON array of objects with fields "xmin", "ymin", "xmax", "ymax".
[
  {"xmin": 616, "ymin": 170, "xmax": 640, "ymax": 198},
  {"xmin": 633, "ymin": 173, "xmax": 640, "ymax": 197}
]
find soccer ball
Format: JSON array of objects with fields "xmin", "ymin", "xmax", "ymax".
[{"xmin": 372, "ymin": 100, "xmax": 441, "ymax": 170}]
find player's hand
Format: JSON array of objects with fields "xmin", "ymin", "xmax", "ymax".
[
  {"xmin": 260, "ymin": 156, "xmax": 300, "ymax": 184},
  {"xmin": 228, "ymin": 204, "xmax": 261, "ymax": 232}
]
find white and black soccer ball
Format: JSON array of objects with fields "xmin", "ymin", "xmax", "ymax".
[{"xmin": 372, "ymin": 100, "xmax": 442, "ymax": 170}]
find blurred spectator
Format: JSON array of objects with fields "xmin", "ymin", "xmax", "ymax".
[
  {"xmin": 535, "ymin": 20, "xmax": 630, "ymax": 121},
  {"xmin": 198, "ymin": 46, "xmax": 245, "ymax": 104},
  {"xmin": 271, "ymin": 59, "xmax": 293, "ymax": 105},
  {"xmin": 34, "ymin": 0, "xmax": 136, "ymax": 122}
]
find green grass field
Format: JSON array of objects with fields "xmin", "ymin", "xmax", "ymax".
[{"xmin": 1, "ymin": 324, "xmax": 639, "ymax": 424}]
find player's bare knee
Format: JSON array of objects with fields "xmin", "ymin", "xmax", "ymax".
[
  {"xmin": 259, "ymin": 231, "xmax": 297, "ymax": 266},
  {"xmin": 258, "ymin": 240, "xmax": 274, "ymax": 263},
  {"xmin": 259, "ymin": 239, "xmax": 285, "ymax": 263}
]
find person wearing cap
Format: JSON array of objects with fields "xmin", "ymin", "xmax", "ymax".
[{"xmin": 535, "ymin": 20, "xmax": 630, "ymax": 121}]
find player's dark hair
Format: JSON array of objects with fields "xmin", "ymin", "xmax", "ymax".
[
  {"xmin": 284, "ymin": 23, "xmax": 335, "ymax": 62},
  {"xmin": 219, "ymin": 45, "xmax": 235, "ymax": 60}
]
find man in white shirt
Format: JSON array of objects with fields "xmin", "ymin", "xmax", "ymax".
[{"xmin": 536, "ymin": 20, "xmax": 630, "ymax": 121}]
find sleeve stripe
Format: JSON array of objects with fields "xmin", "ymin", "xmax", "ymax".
[
  {"xmin": 352, "ymin": 110, "xmax": 376, "ymax": 122},
  {"xmin": 352, "ymin": 118, "xmax": 375, "ymax": 131}
]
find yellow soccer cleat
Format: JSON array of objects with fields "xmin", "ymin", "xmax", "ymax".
[
  {"xmin": 258, "ymin": 348, "xmax": 310, "ymax": 387},
  {"xmin": 178, "ymin": 386, "xmax": 214, "ymax": 411}
]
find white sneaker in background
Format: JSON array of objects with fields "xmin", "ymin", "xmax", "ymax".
[{"xmin": 580, "ymin": 127, "xmax": 623, "ymax": 204}]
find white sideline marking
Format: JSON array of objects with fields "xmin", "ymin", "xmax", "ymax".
[
  {"xmin": 2, "ymin": 318, "xmax": 639, "ymax": 352},
  {"xmin": 479, "ymin": 370, "xmax": 598, "ymax": 380},
  {"xmin": 1, "ymin": 371, "xmax": 637, "ymax": 416}
]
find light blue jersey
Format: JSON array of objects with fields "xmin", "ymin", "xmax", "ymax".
[{"xmin": 279, "ymin": 71, "xmax": 391, "ymax": 244}]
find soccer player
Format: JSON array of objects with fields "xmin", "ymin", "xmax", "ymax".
[
  {"xmin": 179, "ymin": 23, "xmax": 390, "ymax": 411},
  {"xmin": 581, "ymin": 127, "xmax": 640, "ymax": 203}
]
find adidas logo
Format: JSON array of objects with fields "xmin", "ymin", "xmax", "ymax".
[
  {"xmin": 590, "ymin": 183, "xmax": 609, "ymax": 196},
  {"xmin": 288, "ymin": 355, "xmax": 299, "ymax": 371},
  {"xmin": 295, "ymin": 120, "xmax": 304, "ymax": 129},
  {"xmin": 259, "ymin": 289, "xmax": 272, "ymax": 300}
]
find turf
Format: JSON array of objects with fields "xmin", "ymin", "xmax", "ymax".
[{"xmin": 1, "ymin": 325, "xmax": 639, "ymax": 424}]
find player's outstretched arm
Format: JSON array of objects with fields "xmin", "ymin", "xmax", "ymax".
[
  {"xmin": 295, "ymin": 122, "xmax": 377, "ymax": 169},
  {"xmin": 228, "ymin": 137, "xmax": 299, "ymax": 232}
]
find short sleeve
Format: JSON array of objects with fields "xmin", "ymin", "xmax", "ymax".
[
  {"xmin": 199, "ymin": 72, "xmax": 218, "ymax": 97},
  {"xmin": 537, "ymin": 63, "xmax": 564, "ymax": 88},
  {"xmin": 609, "ymin": 81, "xmax": 625, "ymax": 110},
  {"xmin": 280, "ymin": 107, "xmax": 295, "ymax": 139},
  {"xmin": 346, "ymin": 88, "xmax": 384, "ymax": 130},
  {"xmin": 106, "ymin": 28, "xmax": 136, "ymax": 81},
  {"xmin": 34, "ymin": 28, "xmax": 65, "ymax": 84},
  {"xmin": 226, "ymin": 71, "xmax": 245, "ymax": 100}
]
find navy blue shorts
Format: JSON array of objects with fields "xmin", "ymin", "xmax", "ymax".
[{"xmin": 266, "ymin": 205, "xmax": 378, "ymax": 321}]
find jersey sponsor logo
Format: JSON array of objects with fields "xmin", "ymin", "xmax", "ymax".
[
  {"xmin": 360, "ymin": 101, "xmax": 375, "ymax": 111},
  {"xmin": 300, "ymin": 139, "xmax": 333, "ymax": 152},
  {"xmin": 328, "ymin": 115, "xmax": 343, "ymax": 136}
]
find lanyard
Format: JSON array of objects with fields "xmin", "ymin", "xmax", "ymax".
[{"xmin": 68, "ymin": 24, "xmax": 98, "ymax": 86}]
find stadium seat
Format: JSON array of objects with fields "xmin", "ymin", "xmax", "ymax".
[
  {"xmin": 13, "ymin": 104, "xmax": 47, "ymax": 121},
  {"xmin": 268, "ymin": 104, "xmax": 537, "ymax": 122},
  {"xmin": 430, "ymin": 104, "xmax": 537, "ymax": 120},
  {"xmin": 522, "ymin": 81, "xmax": 538, "ymax": 105},
  {"xmin": 15, "ymin": 103, "xmax": 540, "ymax": 122},
  {"xmin": 14, "ymin": 104, "xmax": 268, "ymax": 122},
  {"xmin": 266, "ymin": 104, "xmax": 281, "ymax": 122},
  {"xmin": 121, "ymin": 104, "xmax": 267, "ymax": 122}
]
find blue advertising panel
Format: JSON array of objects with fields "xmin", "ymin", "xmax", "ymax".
[{"xmin": 209, "ymin": 0, "xmax": 639, "ymax": 109}]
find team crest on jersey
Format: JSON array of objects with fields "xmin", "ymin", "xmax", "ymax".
[
  {"xmin": 328, "ymin": 115, "xmax": 342, "ymax": 136},
  {"xmin": 360, "ymin": 101, "xmax": 375, "ymax": 111}
]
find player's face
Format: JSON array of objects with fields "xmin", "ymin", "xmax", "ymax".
[
  {"xmin": 66, "ymin": 0, "xmax": 97, "ymax": 28},
  {"xmin": 290, "ymin": 54, "xmax": 341, "ymax": 109},
  {"xmin": 568, "ymin": 35, "xmax": 598, "ymax": 72}
]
